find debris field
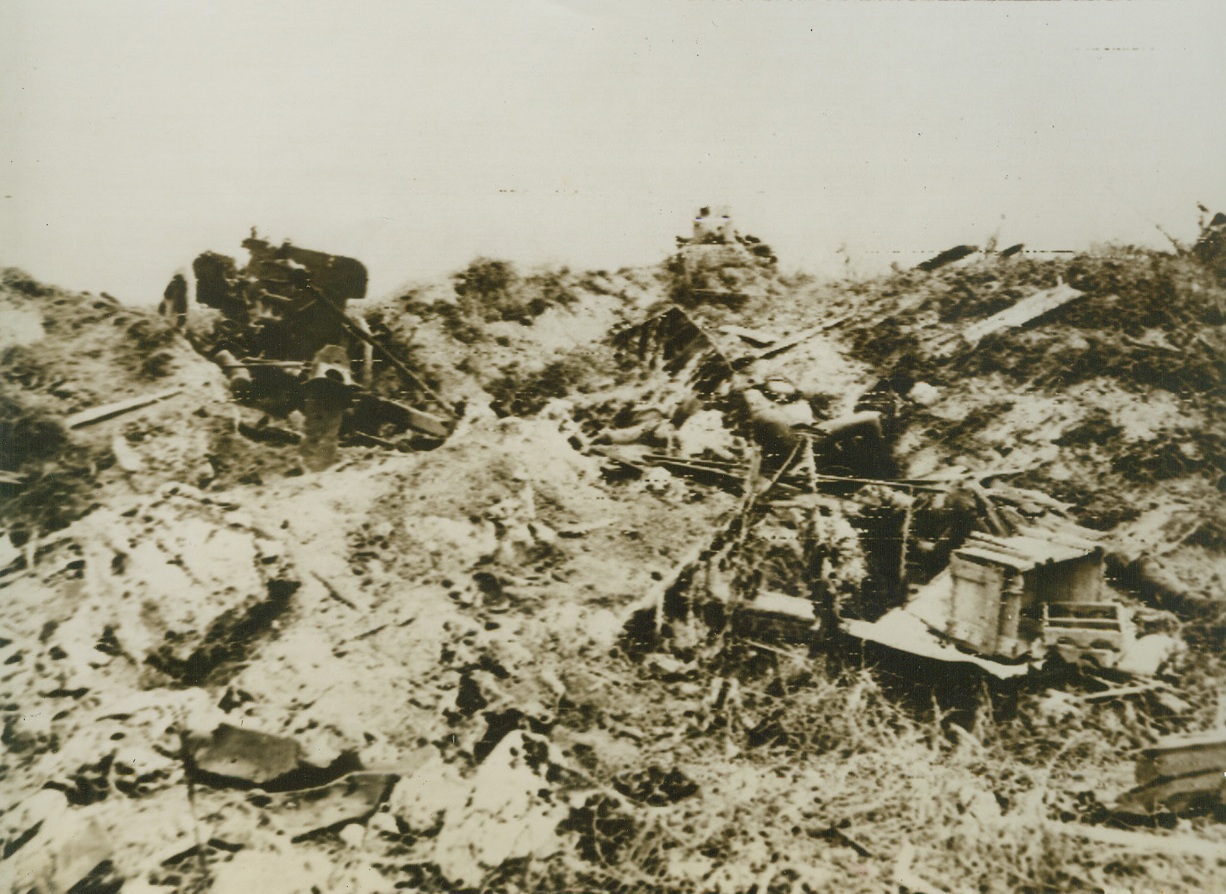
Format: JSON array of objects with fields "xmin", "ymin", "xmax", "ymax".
[{"xmin": 2, "ymin": 210, "xmax": 1226, "ymax": 893}]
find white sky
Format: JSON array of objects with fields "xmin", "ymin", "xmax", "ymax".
[{"xmin": 2, "ymin": 0, "xmax": 1224, "ymax": 304}]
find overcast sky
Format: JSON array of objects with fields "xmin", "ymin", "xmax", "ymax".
[{"xmin": 2, "ymin": 0, "xmax": 1224, "ymax": 304}]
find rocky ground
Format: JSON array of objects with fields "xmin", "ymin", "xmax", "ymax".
[{"xmin": 1, "ymin": 237, "xmax": 1225, "ymax": 894}]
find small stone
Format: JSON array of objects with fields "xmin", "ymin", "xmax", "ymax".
[
  {"xmin": 366, "ymin": 810, "xmax": 399, "ymax": 837},
  {"xmin": 194, "ymin": 460, "xmax": 216, "ymax": 487},
  {"xmin": 338, "ymin": 823, "xmax": 366, "ymax": 848}
]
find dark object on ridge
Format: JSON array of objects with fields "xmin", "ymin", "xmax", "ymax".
[
  {"xmin": 160, "ymin": 273, "xmax": 188, "ymax": 329},
  {"xmin": 917, "ymin": 244, "xmax": 978, "ymax": 272},
  {"xmin": 183, "ymin": 230, "xmax": 454, "ymax": 453},
  {"xmin": 1194, "ymin": 211, "xmax": 1226, "ymax": 281}
]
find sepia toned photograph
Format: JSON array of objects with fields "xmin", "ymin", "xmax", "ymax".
[{"xmin": 2, "ymin": 2, "xmax": 1224, "ymax": 892}]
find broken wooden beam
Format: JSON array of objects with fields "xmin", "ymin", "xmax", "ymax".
[
  {"xmin": 349, "ymin": 431, "xmax": 401, "ymax": 450},
  {"xmin": 635, "ymin": 452, "xmax": 951, "ymax": 496},
  {"xmin": 65, "ymin": 388, "xmax": 182, "ymax": 429},
  {"xmin": 1137, "ymin": 730, "xmax": 1226, "ymax": 784},
  {"xmin": 997, "ymin": 816, "xmax": 1225, "ymax": 861},
  {"xmin": 1078, "ymin": 683, "xmax": 1160, "ymax": 704},
  {"xmin": 771, "ymin": 473, "xmax": 947, "ymax": 494},
  {"xmin": 1116, "ymin": 730, "xmax": 1226, "ymax": 815},
  {"xmin": 643, "ymin": 455, "xmax": 754, "ymax": 491},
  {"xmin": 751, "ymin": 312, "xmax": 854, "ymax": 361},
  {"xmin": 960, "ymin": 282, "xmax": 1084, "ymax": 347},
  {"xmin": 218, "ymin": 360, "xmax": 309, "ymax": 370},
  {"xmin": 717, "ymin": 324, "xmax": 777, "ymax": 348}
]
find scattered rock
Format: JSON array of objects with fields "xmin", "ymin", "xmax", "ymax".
[
  {"xmin": 188, "ymin": 724, "xmax": 305, "ymax": 787},
  {"xmin": 389, "ymin": 731, "xmax": 577, "ymax": 886}
]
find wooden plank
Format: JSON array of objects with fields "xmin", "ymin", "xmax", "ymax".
[
  {"xmin": 947, "ymin": 553, "xmax": 1006, "ymax": 655},
  {"xmin": 961, "ymin": 283, "xmax": 1083, "ymax": 346},
  {"xmin": 717, "ymin": 324, "xmax": 777, "ymax": 348},
  {"xmin": 1138, "ymin": 731, "xmax": 1226, "ymax": 783},
  {"xmin": 1079, "ymin": 684, "xmax": 1159, "ymax": 704},
  {"xmin": 998, "ymin": 816, "xmax": 1226, "ymax": 861},
  {"xmin": 1117, "ymin": 769, "xmax": 1225, "ymax": 815},
  {"xmin": 752, "ymin": 313, "xmax": 854, "ymax": 360},
  {"xmin": 65, "ymin": 388, "xmax": 182, "ymax": 429},
  {"xmin": 402, "ymin": 404, "xmax": 452, "ymax": 439},
  {"xmin": 218, "ymin": 360, "xmax": 308, "ymax": 370}
]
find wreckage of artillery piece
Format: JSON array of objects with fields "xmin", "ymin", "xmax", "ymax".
[{"xmin": 173, "ymin": 231, "xmax": 454, "ymax": 467}]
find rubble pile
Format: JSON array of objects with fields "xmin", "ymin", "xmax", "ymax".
[{"xmin": 3, "ymin": 214, "xmax": 1226, "ymax": 893}]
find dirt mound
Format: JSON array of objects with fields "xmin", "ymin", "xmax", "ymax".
[
  {"xmin": 365, "ymin": 261, "xmax": 663, "ymax": 416},
  {"xmin": 0, "ymin": 269, "xmax": 240, "ymax": 534}
]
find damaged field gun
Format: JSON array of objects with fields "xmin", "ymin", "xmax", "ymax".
[{"xmin": 169, "ymin": 231, "xmax": 455, "ymax": 468}]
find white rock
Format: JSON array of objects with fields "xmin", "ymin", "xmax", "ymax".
[
  {"xmin": 338, "ymin": 823, "xmax": 366, "ymax": 848},
  {"xmin": 429, "ymin": 731, "xmax": 568, "ymax": 886},
  {"xmin": 366, "ymin": 809, "xmax": 400, "ymax": 836},
  {"xmin": 111, "ymin": 435, "xmax": 144, "ymax": 473},
  {"xmin": 387, "ymin": 758, "xmax": 467, "ymax": 832},
  {"xmin": 909, "ymin": 382, "xmax": 940, "ymax": 406},
  {"xmin": 675, "ymin": 409, "xmax": 735, "ymax": 458},
  {"xmin": 1118, "ymin": 633, "xmax": 1181, "ymax": 676}
]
